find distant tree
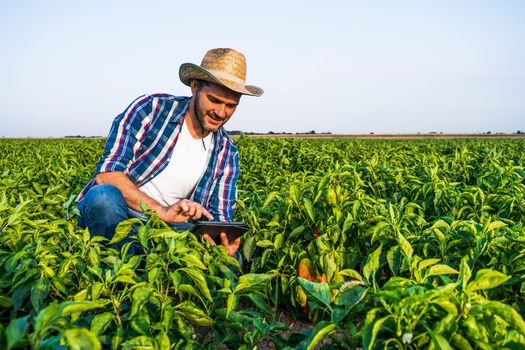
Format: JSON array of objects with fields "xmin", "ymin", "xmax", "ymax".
[{"xmin": 486, "ymin": 131, "xmax": 492, "ymax": 135}]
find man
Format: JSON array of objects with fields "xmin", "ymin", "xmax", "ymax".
[{"xmin": 76, "ymin": 48, "xmax": 263, "ymax": 257}]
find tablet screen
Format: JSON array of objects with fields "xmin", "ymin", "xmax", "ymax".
[{"xmin": 191, "ymin": 221, "xmax": 250, "ymax": 243}]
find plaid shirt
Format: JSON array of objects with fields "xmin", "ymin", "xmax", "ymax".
[{"xmin": 77, "ymin": 93, "xmax": 240, "ymax": 221}]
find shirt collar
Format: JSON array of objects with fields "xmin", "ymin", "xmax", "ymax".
[
  {"xmin": 171, "ymin": 96, "xmax": 192, "ymax": 125},
  {"xmin": 175, "ymin": 96, "xmax": 227, "ymax": 148}
]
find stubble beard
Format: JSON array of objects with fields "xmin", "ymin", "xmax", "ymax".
[{"xmin": 194, "ymin": 93, "xmax": 221, "ymax": 133}]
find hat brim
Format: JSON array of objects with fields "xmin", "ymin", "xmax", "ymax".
[{"xmin": 179, "ymin": 63, "xmax": 263, "ymax": 97}]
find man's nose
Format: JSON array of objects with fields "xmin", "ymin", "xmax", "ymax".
[{"xmin": 214, "ymin": 104, "xmax": 226, "ymax": 119}]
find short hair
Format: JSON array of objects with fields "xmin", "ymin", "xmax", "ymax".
[{"xmin": 196, "ymin": 79, "xmax": 211, "ymax": 90}]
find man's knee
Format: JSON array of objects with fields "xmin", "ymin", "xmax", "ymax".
[
  {"xmin": 79, "ymin": 184, "xmax": 129, "ymax": 232},
  {"xmin": 83, "ymin": 184, "xmax": 125, "ymax": 210}
]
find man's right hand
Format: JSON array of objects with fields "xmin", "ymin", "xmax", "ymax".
[{"xmin": 158, "ymin": 199, "xmax": 214, "ymax": 223}]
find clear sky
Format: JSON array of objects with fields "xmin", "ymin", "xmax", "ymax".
[{"xmin": 1, "ymin": 0, "xmax": 524, "ymax": 137}]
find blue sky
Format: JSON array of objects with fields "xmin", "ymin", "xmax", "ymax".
[{"xmin": 1, "ymin": 0, "xmax": 524, "ymax": 136}]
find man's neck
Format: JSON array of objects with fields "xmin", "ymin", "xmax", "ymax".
[{"xmin": 185, "ymin": 99, "xmax": 211, "ymax": 139}]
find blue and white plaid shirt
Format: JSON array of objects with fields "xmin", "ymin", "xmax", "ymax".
[{"xmin": 77, "ymin": 93, "xmax": 240, "ymax": 221}]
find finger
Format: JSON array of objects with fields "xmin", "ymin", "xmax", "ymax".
[
  {"xmin": 178, "ymin": 200, "xmax": 190, "ymax": 213},
  {"xmin": 192, "ymin": 206, "xmax": 203, "ymax": 220},
  {"xmin": 232, "ymin": 237, "xmax": 241, "ymax": 249},
  {"xmin": 202, "ymin": 233, "xmax": 216, "ymax": 246},
  {"xmin": 201, "ymin": 207, "xmax": 214, "ymax": 221},
  {"xmin": 220, "ymin": 232, "xmax": 229, "ymax": 247},
  {"xmin": 186, "ymin": 203, "xmax": 196, "ymax": 217}
]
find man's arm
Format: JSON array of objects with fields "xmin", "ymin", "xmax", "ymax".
[{"xmin": 96, "ymin": 172, "xmax": 213, "ymax": 223}]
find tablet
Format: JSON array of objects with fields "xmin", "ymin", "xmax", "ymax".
[{"xmin": 191, "ymin": 221, "xmax": 250, "ymax": 244}]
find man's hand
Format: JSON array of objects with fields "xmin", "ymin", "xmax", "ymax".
[
  {"xmin": 159, "ymin": 199, "xmax": 214, "ymax": 223},
  {"xmin": 202, "ymin": 232, "xmax": 240, "ymax": 257}
]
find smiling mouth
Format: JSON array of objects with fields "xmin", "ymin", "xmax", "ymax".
[{"xmin": 207, "ymin": 115, "xmax": 224, "ymax": 124}]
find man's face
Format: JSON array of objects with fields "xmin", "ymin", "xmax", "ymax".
[{"xmin": 191, "ymin": 80, "xmax": 241, "ymax": 132}]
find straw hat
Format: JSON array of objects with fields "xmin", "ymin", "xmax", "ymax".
[{"xmin": 179, "ymin": 48, "xmax": 263, "ymax": 97}]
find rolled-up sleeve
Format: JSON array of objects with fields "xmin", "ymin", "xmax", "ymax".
[{"xmin": 96, "ymin": 95, "xmax": 152, "ymax": 174}]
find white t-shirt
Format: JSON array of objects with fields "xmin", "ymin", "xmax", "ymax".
[{"xmin": 139, "ymin": 121, "xmax": 213, "ymax": 206}]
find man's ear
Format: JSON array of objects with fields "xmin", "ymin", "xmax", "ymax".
[{"xmin": 190, "ymin": 79, "xmax": 198, "ymax": 95}]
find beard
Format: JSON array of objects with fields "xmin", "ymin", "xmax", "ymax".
[{"xmin": 194, "ymin": 93, "xmax": 224, "ymax": 133}]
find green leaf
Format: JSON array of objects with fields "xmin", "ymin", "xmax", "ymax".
[
  {"xmin": 121, "ymin": 336, "xmax": 155, "ymax": 350},
  {"xmin": 362, "ymin": 315, "xmax": 393, "ymax": 350},
  {"xmin": 31, "ymin": 278, "xmax": 49, "ymax": 313},
  {"xmin": 262, "ymin": 191, "xmax": 279, "ymax": 209},
  {"xmin": 459, "ymin": 257, "xmax": 472, "ymax": 291},
  {"xmin": 424, "ymin": 264, "xmax": 459, "ymax": 280},
  {"xmin": 466, "ymin": 269, "xmax": 510, "ymax": 292},
  {"xmin": 338, "ymin": 269, "xmax": 363, "ymax": 281},
  {"xmin": 342, "ymin": 213, "xmax": 353, "ymax": 233},
  {"xmin": 179, "ymin": 268, "xmax": 212, "ymax": 301},
  {"xmin": 34, "ymin": 301, "xmax": 59, "ymax": 335},
  {"xmin": 148, "ymin": 268, "xmax": 160, "ymax": 284},
  {"xmin": 175, "ymin": 301, "xmax": 214, "ymax": 326},
  {"xmin": 113, "ymin": 275, "xmax": 136, "ymax": 284},
  {"xmin": 297, "ymin": 277, "xmax": 331, "ymax": 310},
  {"xmin": 427, "ymin": 327, "xmax": 453, "ymax": 350},
  {"xmin": 451, "ymin": 333, "xmax": 473, "ymax": 350},
  {"xmin": 417, "ymin": 258, "xmax": 441, "ymax": 272},
  {"xmin": 183, "ymin": 254, "xmax": 207, "ymax": 270},
  {"xmin": 173, "ymin": 314, "xmax": 193, "ymax": 339},
  {"xmin": 289, "ymin": 185, "xmax": 300, "ymax": 207},
  {"xmin": 288, "ymin": 225, "xmax": 305, "ymax": 240},
  {"xmin": 387, "ymin": 245, "xmax": 402, "ymax": 275},
  {"xmin": 274, "ymin": 233, "xmax": 285, "ymax": 249},
  {"xmin": 397, "ymin": 232, "xmax": 413, "ymax": 260},
  {"xmin": 131, "ymin": 316, "xmax": 152, "ymax": 337},
  {"xmin": 330, "ymin": 307, "xmax": 350, "ymax": 326},
  {"xmin": 234, "ymin": 273, "xmax": 273, "ymax": 294},
  {"xmin": 303, "ymin": 198, "xmax": 315, "ymax": 223},
  {"xmin": 60, "ymin": 301, "xmax": 105, "ymax": 317},
  {"xmin": 296, "ymin": 320, "xmax": 337, "ymax": 350},
  {"xmin": 363, "ymin": 245, "xmax": 382, "ymax": 283},
  {"xmin": 336, "ymin": 285, "xmax": 367, "ymax": 308},
  {"xmin": 6, "ymin": 316, "xmax": 29, "ymax": 350},
  {"xmin": 332, "ymin": 285, "xmax": 367, "ymax": 323},
  {"xmin": 110, "ymin": 218, "xmax": 142, "ymax": 244},
  {"xmin": 91, "ymin": 282, "xmax": 104, "ymax": 301},
  {"xmin": 131, "ymin": 286, "xmax": 153, "ymax": 318},
  {"xmin": 246, "ymin": 293, "xmax": 271, "ymax": 314},
  {"xmin": 256, "ymin": 239, "xmax": 273, "ymax": 248},
  {"xmin": 485, "ymin": 220, "xmax": 506, "ymax": 233},
  {"xmin": 226, "ymin": 293, "xmax": 238, "ymax": 316},
  {"xmin": 156, "ymin": 331, "xmax": 170, "ymax": 350},
  {"xmin": 0, "ymin": 295, "xmax": 12, "ymax": 307},
  {"xmin": 149, "ymin": 228, "xmax": 187, "ymax": 239},
  {"xmin": 243, "ymin": 235, "xmax": 256, "ymax": 260},
  {"xmin": 12, "ymin": 283, "xmax": 32, "ymax": 310},
  {"xmin": 485, "ymin": 301, "xmax": 525, "ymax": 335},
  {"xmin": 63, "ymin": 328, "xmax": 101, "ymax": 350},
  {"xmin": 90, "ymin": 312, "xmax": 114, "ymax": 336}
]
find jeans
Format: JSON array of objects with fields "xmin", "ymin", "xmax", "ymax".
[{"xmin": 77, "ymin": 184, "xmax": 243, "ymax": 270}]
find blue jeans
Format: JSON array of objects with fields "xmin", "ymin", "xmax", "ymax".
[{"xmin": 77, "ymin": 184, "xmax": 243, "ymax": 270}]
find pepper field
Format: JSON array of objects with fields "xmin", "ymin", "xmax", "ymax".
[{"xmin": 1, "ymin": 137, "xmax": 525, "ymax": 349}]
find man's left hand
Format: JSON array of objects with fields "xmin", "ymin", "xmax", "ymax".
[{"xmin": 202, "ymin": 232, "xmax": 240, "ymax": 257}]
